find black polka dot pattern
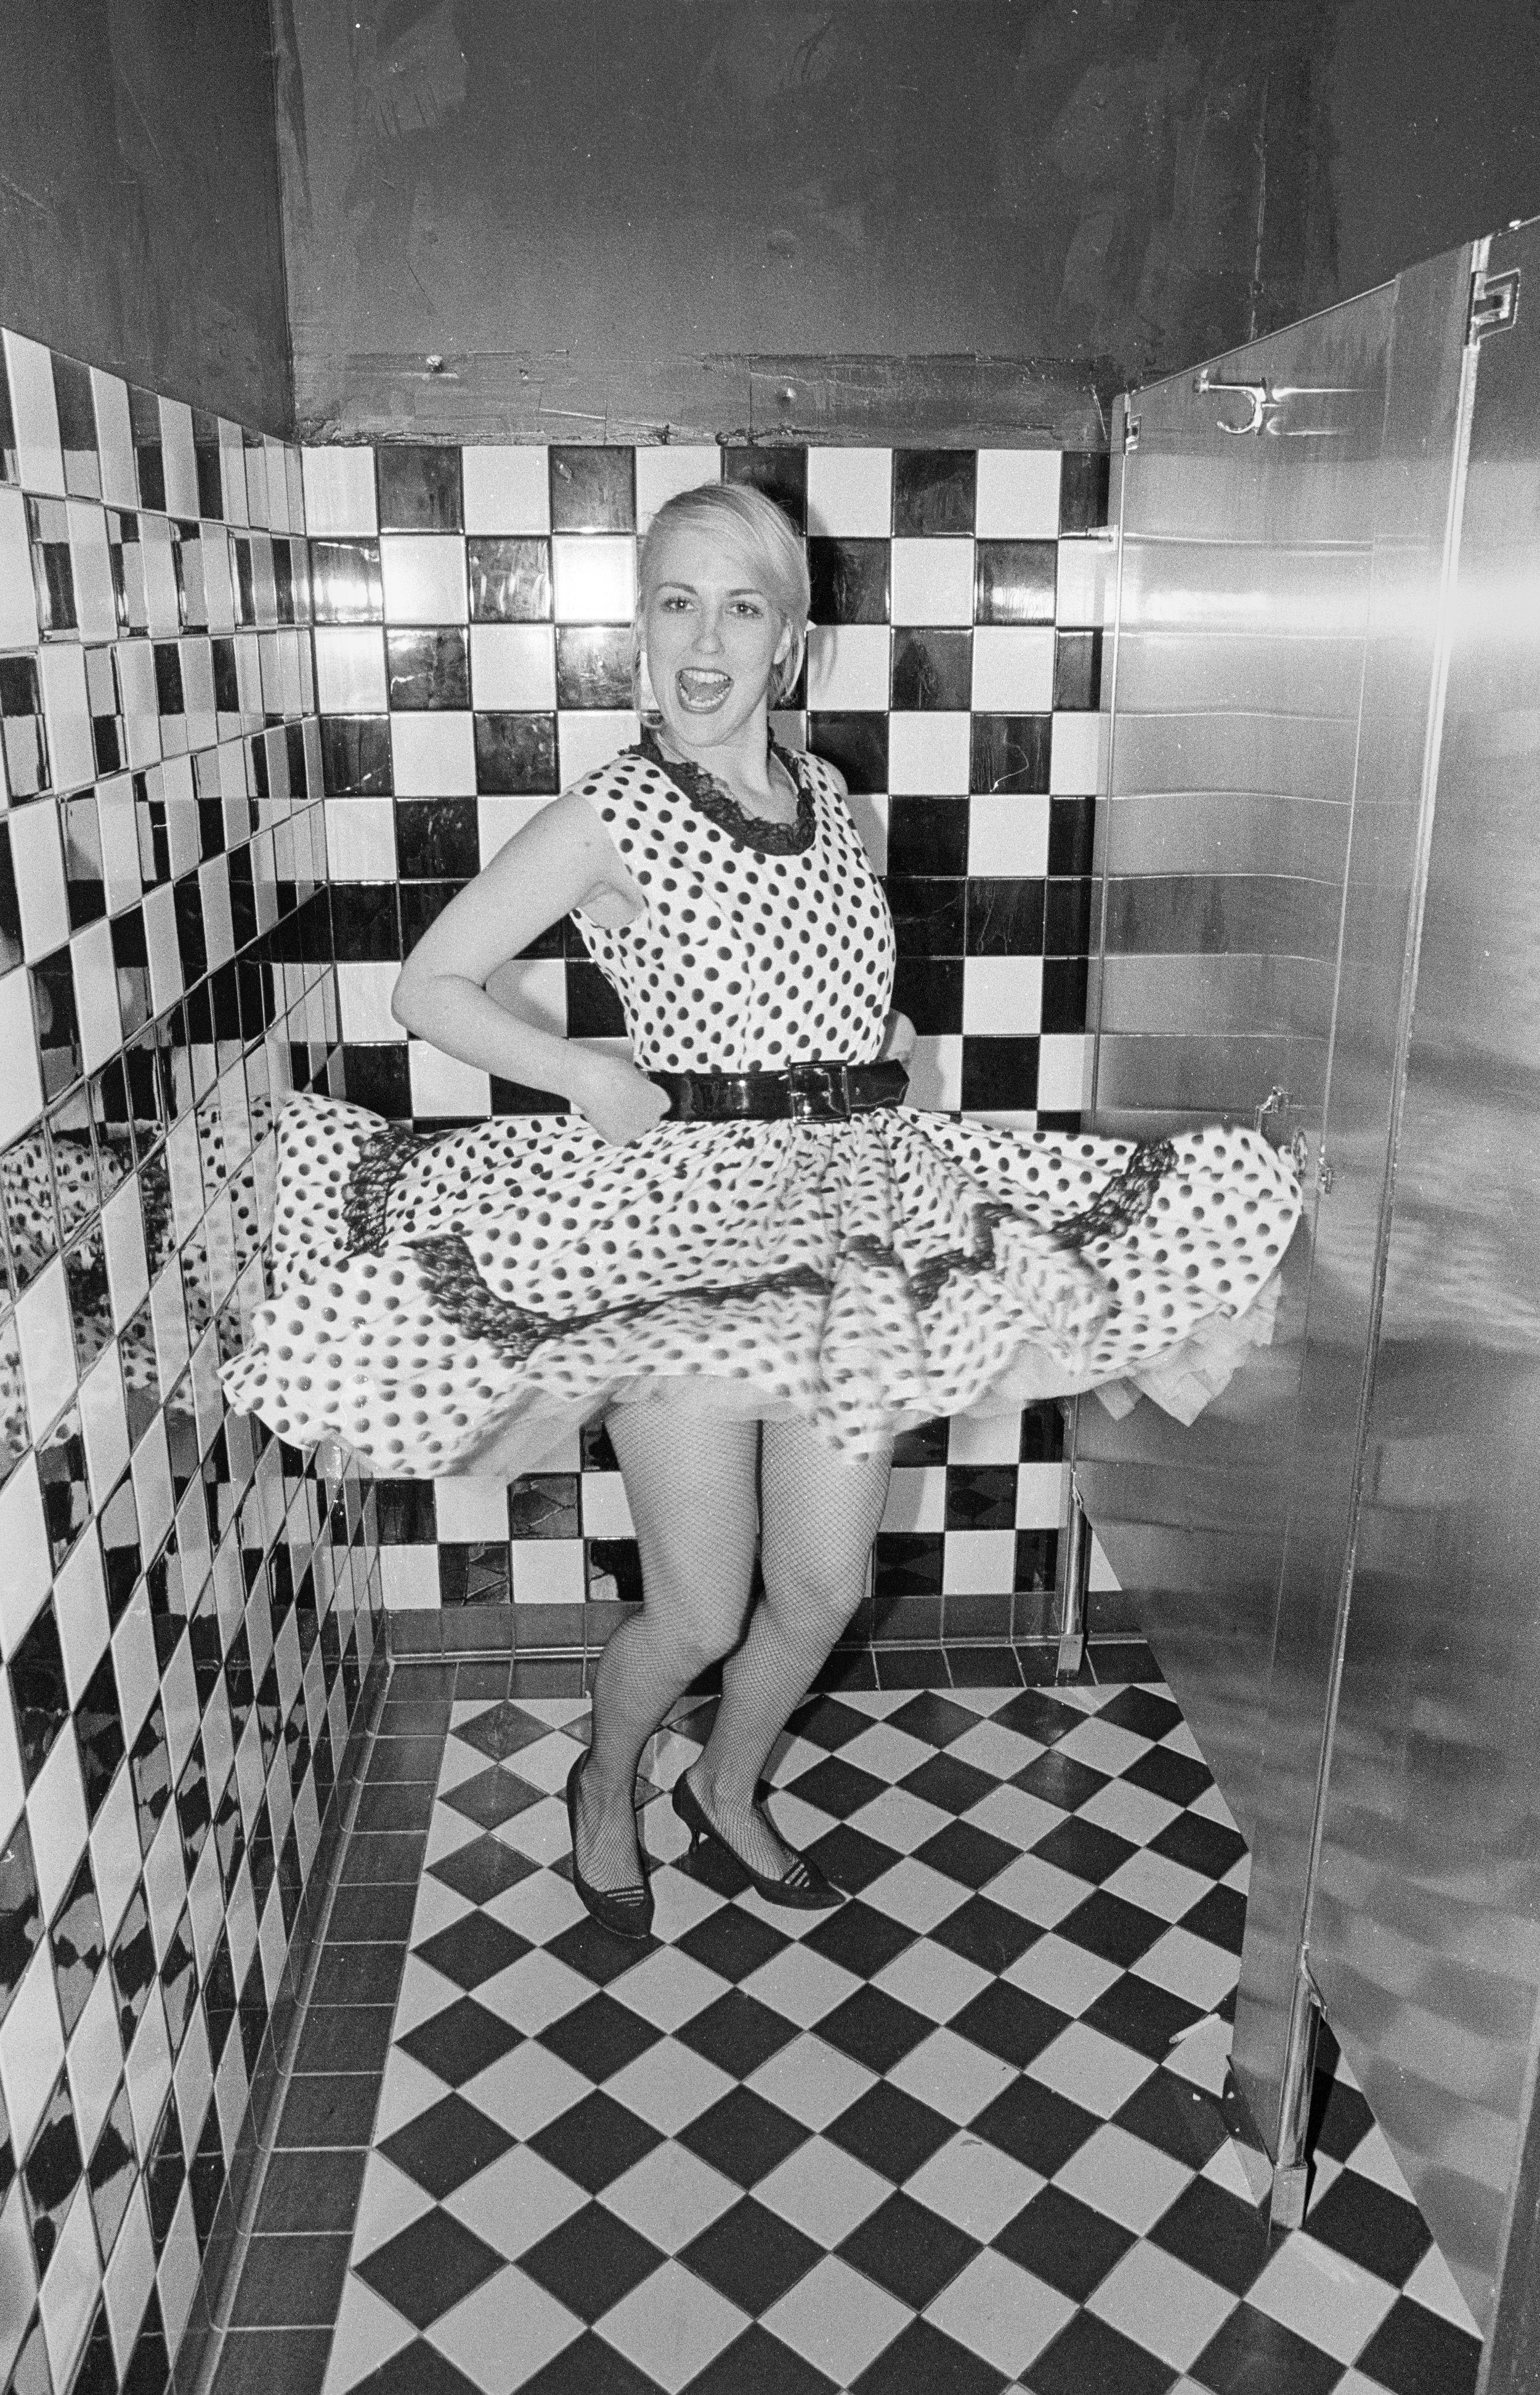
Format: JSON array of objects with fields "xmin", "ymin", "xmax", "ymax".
[{"xmin": 219, "ymin": 749, "xmax": 1303, "ymax": 1474}]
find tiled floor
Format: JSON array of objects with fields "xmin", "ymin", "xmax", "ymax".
[{"xmin": 207, "ymin": 1659, "xmax": 1484, "ymax": 2395}]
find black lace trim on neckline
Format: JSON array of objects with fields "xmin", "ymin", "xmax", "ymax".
[{"xmin": 634, "ymin": 723, "xmax": 817, "ymax": 855}]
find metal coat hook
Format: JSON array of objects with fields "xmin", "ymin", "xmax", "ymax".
[{"xmin": 1196, "ymin": 368, "xmax": 1362, "ymax": 436}]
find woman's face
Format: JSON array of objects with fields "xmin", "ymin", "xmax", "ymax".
[{"xmin": 642, "ymin": 521, "xmax": 792, "ymax": 754}]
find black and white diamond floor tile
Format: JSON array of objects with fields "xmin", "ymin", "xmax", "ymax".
[{"xmin": 304, "ymin": 1681, "xmax": 1481, "ymax": 2395}]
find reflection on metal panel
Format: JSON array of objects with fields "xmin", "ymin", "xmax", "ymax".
[
  {"xmin": 1310, "ymin": 217, "xmax": 1540, "ymax": 2335},
  {"xmin": 1230, "ymin": 238, "xmax": 1475, "ymax": 2220}
]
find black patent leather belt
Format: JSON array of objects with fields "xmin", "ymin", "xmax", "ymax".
[{"xmin": 650, "ymin": 1059, "xmax": 910, "ymax": 1123}]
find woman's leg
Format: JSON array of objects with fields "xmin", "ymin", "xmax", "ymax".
[
  {"xmin": 690, "ymin": 1419, "xmax": 893, "ymax": 1880},
  {"xmin": 575, "ymin": 1399, "xmax": 761, "ymax": 1892}
]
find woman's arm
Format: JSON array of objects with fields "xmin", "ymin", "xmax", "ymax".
[{"xmin": 390, "ymin": 793, "xmax": 668, "ymax": 1143}]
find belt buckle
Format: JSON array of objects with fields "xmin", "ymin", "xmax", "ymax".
[{"xmin": 787, "ymin": 1062, "xmax": 848, "ymax": 1120}]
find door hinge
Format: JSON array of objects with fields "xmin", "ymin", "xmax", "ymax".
[
  {"xmin": 1123, "ymin": 411, "xmax": 1141, "ymax": 453},
  {"xmin": 1469, "ymin": 267, "xmax": 1520, "ymax": 343},
  {"xmin": 1317, "ymin": 1150, "xmax": 1334, "ymax": 1198}
]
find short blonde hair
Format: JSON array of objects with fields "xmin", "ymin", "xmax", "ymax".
[{"xmin": 638, "ymin": 481, "xmax": 811, "ymax": 704}]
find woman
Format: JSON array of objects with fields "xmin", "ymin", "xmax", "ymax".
[{"xmin": 222, "ymin": 481, "xmax": 1300, "ymax": 1939}]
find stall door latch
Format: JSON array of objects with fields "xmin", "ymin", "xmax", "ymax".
[
  {"xmin": 1469, "ymin": 268, "xmax": 1520, "ymax": 343},
  {"xmin": 1254, "ymin": 1085, "xmax": 1311, "ymax": 1182}
]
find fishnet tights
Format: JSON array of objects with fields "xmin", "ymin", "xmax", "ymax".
[{"xmin": 572, "ymin": 1404, "xmax": 893, "ymax": 1893}]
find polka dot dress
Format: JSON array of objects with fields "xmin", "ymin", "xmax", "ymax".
[{"xmin": 219, "ymin": 742, "xmax": 1303, "ymax": 1476}]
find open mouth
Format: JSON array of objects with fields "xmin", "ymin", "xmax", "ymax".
[{"xmin": 675, "ymin": 668, "xmax": 734, "ymax": 714}]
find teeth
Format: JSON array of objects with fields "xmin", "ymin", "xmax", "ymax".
[{"xmin": 676, "ymin": 668, "xmax": 732, "ymax": 712}]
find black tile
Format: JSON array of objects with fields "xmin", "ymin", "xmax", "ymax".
[
  {"xmin": 544, "ymin": 1911, "xmax": 662, "ymax": 1989},
  {"xmin": 886, "ymin": 795, "xmax": 968, "ymax": 877},
  {"xmin": 442, "ymin": 1764, "xmax": 544, "ymax": 1831},
  {"xmin": 1053, "ymin": 628, "xmax": 1102, "ymax": 711},
  {"xmin": 893, "ymin": 449, "xmax": 976, "ymax": 537},
  {"xmin": 891, "ymin": 627, "xmax": 971, "ymax": 711},
  {"xmin": 1310, "ymin": 2067, "xmax": 1376, "ymax": 2163},
  {"xmin": 50, "ymin": 1856, "xmax": 105, "ymax": 2038},
  {"xmin": 950, "ymin": 1980, "xmax": 1068, "ymax": 2072},
  {"xmin": 1045, "ymin": 874, "xmax": 1093, "ymax": 955},
  {"xmin": 1353, "ymin": 2295, "xmax": 1481, "ymax": 2395},
  {"xmin": 253, "ymin": 2147, "xmax": 368, "ymax": 2234},
  {"xmin": 1148, "ymin": 2172, "xmax": 1272, "ymax": 2296},
  {"xmin": 971, "ymin": 2075, "xmax": 1099, "ymax": 2176},
  {"xmin": 824, "ymin": 2082, "xmax": 953, "ymax": 2184},
  {"xmin": 312, "ymin": 539, "xmax": 383, "ymax": 622},
  {"xmin": 529, "ymin": 2088, "xmax": 662, "ymax": 2194},
  {"xmin": 1084, "ymin": 1974, "xmax": 1203, "ymax": 2064},
  {"xmin": 1012, "ymin": 1748, "xmax": 1107, "ymax": 1811},
  {"xmin": 229, "ymin": 2234, "xmax": 354, "ymax": 2328},
  {"xmin": 848, "ymin": 2316, "xmax": 1001, "ymax": 2395},
  {"xmin": 203, "ymin": 2328, "xmax": 333, "ymax": 2395},
  {"xmin": 886, "ymin": 874, "xmax": 966, "ymax": 959},
  {"xmin": 519, "ymin": 2333, "xmax": 663, "ymax": 2395},
  {"xmin": 680, "ymin": 2086, "xmax": 810, "ymax": 2189},
  {"xmin": 930, "ymin": 1892, "xmax": 1039, "ymax": 1977},
  {"xmin": 387, "ymin": 628, "xmax": 469, "ymax": 710},
  {"xmin": 556, "ymin": 624, "xmax": 633, "ymax": 710},
  {"xmin": 398, "ymin": 1994, "xmax": 522, "ymax": 2086},
  {"xmin": 275, "ymin": 2073, "xmax": 381, "ymax": 2150},
  {"xmin": 872, "ymin": 1532, "xmax": 944, "ymax": 1602},
  {"xmin": 1307, "ymin": 2166, "xmax": 1432, "ymax": 2285},
  {"xmin": 354, "ymin": 2205, "xmax": 502, "ymax": 2329},
  {"xmin": 801, "ymin": 1822, "xmax": 901, "ymax": 1898},
  {"xmin": 681, "ymin": 2194, "xmax": 823, "ymax": 2316},
  {"xmin": 804, "ymin": 709, "xmax": 888, "ymax": 795},
  {"xmin": 974, "ymin": 539, "xmax": 1057, "ymax": 625},
  {"xmin": 521, "ymin": 2198, "xmax": 660, "ymax": 2322},
  {"xmin": 1032, "ymin": 1815, "xmax": 1137, "ymax": 1885},
  {"xmin": 377, "ymin": 445, "xmax": 463, "ymax": 532},
  {"xmin": 538, "ymin": 1990, "xmax": 662, "ymax": 2084},
  {"xmin": 682, "ymin": 2323, "xmax": 836, "ymax": 2394},
  {"xmin": 901, "ymin": 1752, "xmax": 997, "ymax": 1817},
  {"xmin": 23, "ymin": 2072, "xmax": 84, "ymax": 2272},
  {"xmin": 787, "ymin": 1754, "xmax": 886, "ymax": 1821},
  {"xmin": 807, "ymin": 537, "xmax": 888, "ymax": 624},
  {"xmin": 10, "ymin": 1601, "xmax": 69, "ymax": 1786},
  {"xmin": 784, "ymin": 1694, "xmax": 873, "ymax": 1753},
  {"xmin": 1192, "ymin": 2302, "xmax": 1340, "ymax": 2395},
  {"xmin": 816, "ymin": 1985, "xmax": 933, "ymax": 2075},
  {"xmin": 676, "ymin": 1902, "xmax": 790, "ymax": 1986},
  {"xmin": 294, "ymin": 2004, "xmax": 396, "ymax": 2076},
  {"xmin": 1047, "ymin": 794, "xmax": 1095, "ymax": 877},
  {"xmin": 549, "ymin": 445, "xmax": 635, "ymax": 532},
  {"xmin": 413, "ymin": 1911, "xmax": 531, "ymax": 1991},
  {"xmin": 395, "ymin": 796, "xmax": 479, "ymax": 880},
  {"xmin": 1041, "ymin": 956, "xmax": 1090, "ymax": 1033},
  {"xmin": 565, "ymin": 958, "xmax": 628, "ymax": 1039},
  {"xmin": 801, "ymin": 1898, "xmax": 915, "ymax": 1983},
  {"xmin": 1150, "ymin": 1810, "xmax": 1247, "ymax": 1882},
  {"xmin": 475, "ymin": 710, "xmax": 559, "ymax": 795},
  {"xmin": 1182, "ymin": 1884, "xmax": 1247, "ymax": 1956},
  {"xmin": 1123, "ymin": 1744, "xmax": 1212, "ymax": 1807},
  {"xmin": 970, "ymin": 712, "xmax": 1050, "ymax": 796},
  {"xmin": 1059, "ymin": 451, "xmax": 1111, "ymax": 534},
  {"xmin": 838, "ymin": 2188, "xmax": 979, "ymax": 2310},
  {"xmin": 468, "ymin": 537, "xmax": 551, "ymax": 622},
  {"xmin": 891, "ymin": 954, "xmax": 962, "ymax": 1035},
  {"xmin": 959, "ymin": 1036, "xmax": 1037, "ymax": 1112},
  {"xmin": 994, "ymin": 2182, "xmax": 1133, "ymax": 2300},
  {"xmin": 1114, "ymin": 2070, "xmax": 1230, "ymax": 2175},
  {"xmin": 679, "ymin": 1990, "xmax": 800, "ymax": 2080},
  {"xmin": 722, "ymin": 445, "xmax": 807, "ymax": 531},
  {"xmin": 1058, "ymin": 1889, "xmax": 1166, "ymax": 1968},
  {"xmin": 341, "ymin": 2340, "xmax": 483, "ymax": 2395},
  {"xmin": 1031, "ymin": 2309, "xmax": 1173, "ymax": 2395},
  {"xmin": 888, "ymin": 1692, "xmax": 978, "ymax": 1749},
  {"xmin": 914, "ymin": 1819, "xmax": 1018, "ymax": 1891}
]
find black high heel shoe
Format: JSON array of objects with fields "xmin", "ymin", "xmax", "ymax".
[
  {"xmin": 566, "ymin": 1754, "xmax": 654, "ymax": 1940},
  {"xmin": 672, "ymin": 1769, "xmax": 844, "ymax": 1911}
]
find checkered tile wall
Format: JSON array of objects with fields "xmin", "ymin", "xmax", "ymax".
[
  {"xmin": 306, "ymin": 437, "xmax": 1114, "ymax": 1648},
  {"xmin": 0, "ymin": 325, "xmax": 386, "ymax": 2395}
]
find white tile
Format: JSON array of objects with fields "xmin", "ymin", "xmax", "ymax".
[
  {"xmin": 1103, "ymin": 1847, "xmax": 1214, "ymax": 1924},
  {"xmin": 890, "ymin": 537, "xmax": 974, "ymax": 625},
  {"xmin": 740, "ymin": 1942, "xmax": 862, "ymax": 2030},
  {"xmin": 9, "ymin": 795, "xmax": 70, "ymax": 958},
  {"xmin": 904, "ymin": 1032, "xmax": 962, "ymax": 1111},
  {"xmin": 1075, "ymin": 1775, "xmax": 1179, "ymax": 1847},
  {"xmin": 314, "ymin": 627, "xmax": 387, "ymax": 714},
  {"xmin": 976, "ymin": 451, "xmax": 1062, "ymax": 538},
  {"xmin": 806, "ymin": 447, "xmax": 893, "ymax": 537},
  {"xmin": 1247, "ymin": 2230, "xmax": 1399, "ymax": 2363},
  {"xmin": 443, "ymin": 2141, "xmax": 585, "ymax": 2258},
  {"xmin": 599, "ymin": 2139, "xmax": 738, "ymax": 2251},
  {"xmin": 551, "ymin": 534, "xmax": 635, "ymax": 623},
  {"xmin": 1056, "ymin": 536, "xmax": 1112, "ymax": 627},
  {"xmin": 1005, "ymin": 1932, "xmax": 1121, "ymax": 2016},
  {"xmin": 598, "ymin": 2256, "xmax": 748, "ymax": 2391},
  {"xmin": 302, "ymin": 447, "xmax": 378, "ymax": 537},
  {"xmin": 1133, "ymin": 1924, "xmax": 1240, "ymax": 2014},
  {"xmin": 463, "ymin": 446, "xmax": 551, "ymax": 534},
  {"xmin": 320, "ymin": 2271, "xmax": 414, "ymax": 2394},
  {"xmin": 15, "ymin": 1258, "xmax": 76, "ymax": 1436},
  {"xmin": 0, "ymin": 970, "xmax": 45, "ymax": 1145},
  {"xmin": 761, "ymin": 2252, "xmax": 910, "ymax": 2384},
  {"xmin": 880, "ymin": 1466, "xmax": 946, "ymax": 1535},
  {"xmin": 888, "ymin": 710, "xmax": 970, "ymax": 794},
  {"xmin": 983, "ymin": 1848, "xmax": 1090, "ymax": 1930},
  {"xmin": 458, "ymin": 2038, "xmax": 591, "ymax": 2142},
  {"xmin": 602, "ymin": 2037, "xmax": 735, "ymax": 2136},
  {"xmin": 434, "ymin": 1474, "xmax": 513, "ymax": 1542},
  {"xmin": 1027, "ymin": 2020, "xmax": 1156, "ymax": 2118},
  {"xmin": 511, "ymin": 1538, "xmax": 587, "ymax": 1606},
  {"xmin": 91, "ymin": 372, "xmax": 136, "ymax": 510},
  {"xmin": 805, "ymin": 624, "xmax": 890, "ymax": 711},
  {"xmin": 434, "ymin": 2263, "xmax": 582, "ymax": 2390},
  {"xmin": 1088, "ymin": 2238, "xmax": 1238, "ymax": 2372},
  {"xmin": 52, "ymin": 1531, "xmax": 111, "ymax": 1702},
  {"xmin": 967, "ymin": 791, "xmax": 1049, "ymax": 877},
  {"xmin": 323, "ymin": 797, "xmax": 397, "ymax": 880},
  {"xmin": 557, "ymin": 709, "xmax": 639, "ymax": 782},
  {"xmin": 1035, "ymin": 1033, "xmax": 1090, "ymax": 1113},
  {"xmin": 1053, "ymin": 2121, "xmax": 1192, "ymax": 2232},
  {"xmin": 335, "ymin": 960, "xmax": 402, "ymax": 1043},
  {"xmin": 71, "ymin": 918, "xmax": 121, "ymax": 1076},
  {"xmin": 756, "ymin": 2135, "xmax": 890, "ymax": 2247},
  {"xmin": 381, "ymin": 533, "xmax": 468, "ymax": 624},
  {"xmin": 0, "ymin": 486, "xmax": 39, "ymax": 646},
  {"xmin": 889, "ymin": 2023, "xmax": 1016, "ymax": 2123},
  {"xmin": 748, "ymin": 2031, "xmax": 877, "ymax": 2130},
  {"xmin": 38, "ymin": 2175, "xmax": 100, "ymax": 2392},
  {"xmin": 1404, "ymin": 2240, "xmax": 1481, "ymax": 2334},
  {"xmin": 973, "ymin": 625, "xmax": 1055, "ymax": 712},
  {"xmin": 3, "ymin": 330, "xmax": 64, "ymax": 494},
  {"xmin": 0, "ymin": 1941, "xmax": 65, "ymax": 2155},
  {"xmin": 962, "ymin": 954, "xmax": 1043, "ymax": 1035},
  {"xmin": 469, "ymin": 622, "xmax": 556, "ymax": 710},
  {"xmin": 1050, "ymin": 710, "xmax": 1106, "ymax": 794},
  {"xmin": 927, "ymin": 2247, "xmax": 1075, "ymax": 2378},
  {"xmin": 940, "ymin": 1527, "xmax": 1018, "ymax": 1596},
  {"xmin": 906, "ymin": 2133, "xmax": 1042, "ymax": 2247},
  {"xmin": 635, "ymin": 446, "xmax": 721, "ymax": 529},
  {"xmin": 392, "ymin": 712, "xmax": 476, "ymax": 797},
  {"xmin": 477, "ymin": 793, "xmax": 556, "ymax": 867}
]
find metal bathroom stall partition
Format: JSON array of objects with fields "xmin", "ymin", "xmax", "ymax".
[{"xmin": 1071, "ymin": 216, "xmax": 1540, "ymax": 2364}]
